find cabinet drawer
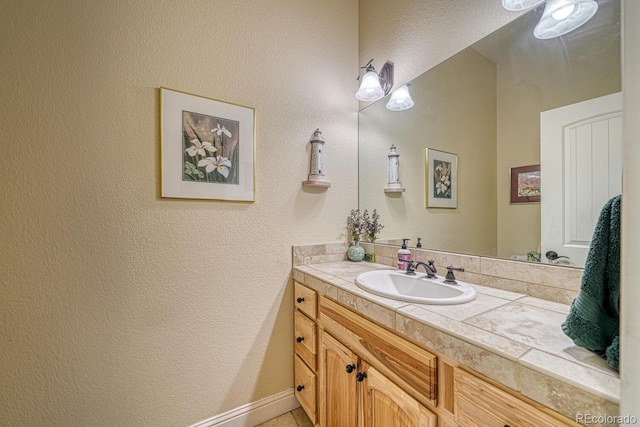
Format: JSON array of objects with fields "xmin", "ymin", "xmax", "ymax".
[
  {"xmin": 294, "ymin": 355, "xmax": 317, "ymax": 425},
  {"xmin": 294, "ymin": 281, "xmax": 317, "ymax": 319},
  {"xmin": 454, "ymin": 369, "xmax": 571, "ymax": 427},
  {"xmin": 294, "ymin": 310, "xmax": 317, "ymax": 371}
]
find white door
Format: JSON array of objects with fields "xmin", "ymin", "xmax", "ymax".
[{"xmin": 540, "ymin": 92, "xmax": 622, "ymax": 268}]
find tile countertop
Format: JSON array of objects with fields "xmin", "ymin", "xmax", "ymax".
[{"xmin": 292, "ymin": 261, "xmax": 620, "ymax": 423}]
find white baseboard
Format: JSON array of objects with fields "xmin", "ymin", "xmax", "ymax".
[{"xmin": 188, "ymin": 389, "xmax": 300, "ymax": 427}]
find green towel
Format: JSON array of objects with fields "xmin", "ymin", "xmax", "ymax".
[{"xmin": 562, "ymin": 195, "xmax": 620, "ymax": 370}]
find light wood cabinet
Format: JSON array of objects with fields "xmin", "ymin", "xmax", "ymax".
[
  {"xmin": 318, "ymin": 331, "xmax": 359, "ymax": 427},
  {"xmin": 293, "ymin": 279, "xmax": 576, "ymax": 427},
  {"xmin": 294, "ymin": 281, "xmax": 317, "ymax": 319},
  {"xmin": 295, "ymin": 355, "xmax": 317, "ymax": 421},
  {"xmin": 318, "ymin": 330, "xmax": 437, "ymax": 427},
  {"xmin": 454, "ymin": 369, "xmax": 572, "ymax": 427},
  {"xmin": 293, "ymin": 281, "xmax": 319, "ymax": 425},
  {"xmin": 317, "ymin": 296, "xmax": 438, "ymax": 427},
  {"xmin": 320, "ymin": 297, "xmax": 438, "ymax": 409},
  {"xmin": 362, "ymin": 362, "xmax": 437, "ymax": 427},
  {"xmin": 294, "ymin": 310, "xmax": 317, "ymax": 371}
]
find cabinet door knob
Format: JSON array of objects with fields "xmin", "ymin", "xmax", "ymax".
[
  {"xmin": 296, "ymin": 385, "xmax": 304, "ymax": 392},
  {"xmin": 356, "ymin": 372, "xmax": 368, "ymax": 382},
  {"xmin": 296, "ymin": 297, "xmax": 305, "ymax": 303},
  {"xmin": 296, "ymin": 336, "xmax": 304, "ymax": 343},
  {"xmin": 345, "ymin": 364, "xmax": 356, "ymax": 374}
]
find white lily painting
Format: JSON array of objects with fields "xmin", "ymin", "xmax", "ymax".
[
  {"xmin": 433, "ymin": 160, "xmax": 452, "ymax": 199},
  {"xmin": 182, "ymin": 111, "xmax": 239, "ymax": 184},
  {"xmin": 425, "ymin": 148, "xmax": 457, "ymax": 208}
]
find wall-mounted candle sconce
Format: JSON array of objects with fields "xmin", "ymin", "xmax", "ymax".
[
  {"xmin": 302, "ymin": 129, "xmax": 331, "ymax": 188},
  {"xmin": 384, "ymin": 144, "xmax": 405, "ymax": 193},
  {"xmin": 355, "ymin": 59, "xmax": 394, "ymax": 102}
]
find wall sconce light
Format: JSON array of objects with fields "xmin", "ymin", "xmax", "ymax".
[
  {"xmin": 502, "ymin": 0, "xmax": 545, "ymax": 11},
  {"xmin": 386, "ymin": 85, "xmax": 414, "ymax": 111},
  {"xmin": 355, "ymin": 59, "xmax": 394, "ymax": 102},
  {"xmin": 533, "ymin": 0, "xmax": 598, "ymax": 39}
]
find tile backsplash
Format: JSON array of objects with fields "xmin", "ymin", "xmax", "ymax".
[
  {"xmin": 292, "ymin": 242, "xmax": 582, "ymax": 304},
  {"xmin": 292, "ymin": 243, "xmax": 348, "ymax": 266}
]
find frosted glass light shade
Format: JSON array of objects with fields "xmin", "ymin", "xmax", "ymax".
[
  {"xmin": 502, "ymin": 0, "xmax": 545, "ymax": 11},
  {"xmin": 534, "ymin": 0, "xmax": 598, "ymax": 39},
  {"xmin": 356, "ymin": 70, "xmax": 385, "ymax": 102},
  {"xmin": 386, "ymin": 85, "xmax": 414, "ymax": 111}
]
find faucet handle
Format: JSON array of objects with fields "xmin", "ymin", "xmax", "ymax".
[
  {"xmin": 402, "ymin": 259, "xmax": 416, "ymax": 275},
  {"xmin": 444, "ymin": 266, "xmax": 465, "ymax": 284},
  {"xmin": 425, "ymin": 260, "xmax": 437, "ymax": 276}
]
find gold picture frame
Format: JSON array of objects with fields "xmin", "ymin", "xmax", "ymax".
[
  {"xmin": 160, "ymin": 87, "xmax": 255, "ymax": 201},
  {"xmin": 425, "ymin": 148, "xmax": 458, "ymax": 208}
]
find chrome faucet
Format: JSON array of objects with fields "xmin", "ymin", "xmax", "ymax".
[{"xmin": 403, "ymin": 260, "xmax": 438, "ymax": 278}]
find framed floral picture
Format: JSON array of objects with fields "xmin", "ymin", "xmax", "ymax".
[
  {"xmin": 160, "ymin": 87, "xmax": 255, "ymax": 201},
  {"xmin": 425, "ymin": 148, "xmax": 457, "ymax": 208},
  {"xmin": 510, "ymin": 164, "xmax": 540, "ymax": 204}
]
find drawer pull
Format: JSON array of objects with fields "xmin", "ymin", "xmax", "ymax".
[
  {"xmin": 296, "ymin": 336, "xmax": 304, "ymax": 343},
  {"xmin": 296, "ymin": 297, "xmax": 305, "ymax": 303},
  {"xmin": 296, "ymin": 385, "xmax": 305, "ymax": 392},
  {"xmin": 356, "ymin": 372, "xmax": 368, "ymax": 382},
  {"xmin": 346, "ymin": 364, "xmax": 356, "ymax": 374}
]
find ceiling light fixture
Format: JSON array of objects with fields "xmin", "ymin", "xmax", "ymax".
[
  {"xmin": 355, "ymin": 59, "xmax": 394, "ymax": 102},
  {"xmin": 501, "ymin": 0, "xmax": 545, "ymax": 11},
  {"xmin": 386, "ymin": 85, "xmax": 414, "ymax": 111},
  {"xmin": 533, "ymin": 0, "xmax": 598, "ymax": 39}
]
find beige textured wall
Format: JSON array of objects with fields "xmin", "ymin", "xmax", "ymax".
[
  {"xmin": 359, "ymin": 0, "xmax": 523, "ymax": 93},
  {"xmin": 359, "ymin": 49, "xmax": 497, "ymax": 255},
  {"xmin": 0, "ymin": 1, "xmax": 358, "ymax": 426}
]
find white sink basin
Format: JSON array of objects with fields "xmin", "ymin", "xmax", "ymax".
[{"xmin": 355, "ymin": 270, "xmax": 476, "ymax": 305}]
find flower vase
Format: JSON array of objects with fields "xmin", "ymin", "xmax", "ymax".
[{"xmin": 347, "ymin": 240, "xmax": 365, "ymax": 262}]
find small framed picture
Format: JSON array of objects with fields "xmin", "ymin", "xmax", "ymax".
[
  {"xmin": 160, "ymin": 87, "xmax": 255, "ymax": 201},
  {"xmin": 510, "ymin": 164, "xmax": 540, "ymax": 204},
  {"xmin": 425, "ymin": 148, "xmax": 457, "ymax": 208}
]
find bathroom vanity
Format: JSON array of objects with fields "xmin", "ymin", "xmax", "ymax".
[{"xmin": 291, "ymin": 244, "xmax": 620, "ymax": 427}]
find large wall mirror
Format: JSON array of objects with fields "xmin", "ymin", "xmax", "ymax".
[{"xmin": 358, "ymin": 0, "xmax": 621, "ymax": 268}]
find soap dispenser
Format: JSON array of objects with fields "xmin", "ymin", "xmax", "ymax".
[
  {"xmin": 416, "ymin": 238, "xmax": 422, "ymax": 248},
  {"xmin": 397, "ymin": 239, "xmax": 411, "ymax": 269}
]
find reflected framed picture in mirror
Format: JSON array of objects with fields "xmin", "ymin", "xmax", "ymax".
[
  {"xmin": 426, "ymin": 148, "xmax": 458, "ymax": 208},
  {"xmin": 510, "ymin": 164, "xmax": 541, "ymax": 204}
]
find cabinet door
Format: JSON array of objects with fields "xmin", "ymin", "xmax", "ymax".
[
  {"xmin": 319, "ymin": 331, "xmax": 358, "ymax": 427},
  {"xmin": 454, "ymin": 368, "xmax": 572, "ymax": 427},
  {"xmin": 362, "ymin": 363, "xmax": 437, "ymax": 427}
]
